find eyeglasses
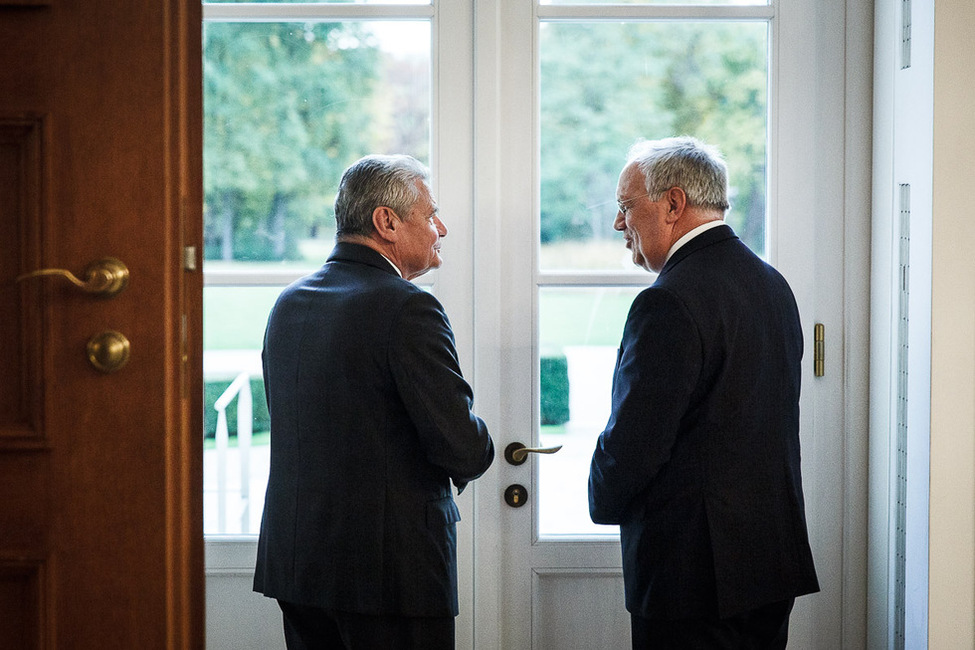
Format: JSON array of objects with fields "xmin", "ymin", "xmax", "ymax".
[{"xmin": 616, "ymin": 192, "xmax": 652, "ymax": 215}]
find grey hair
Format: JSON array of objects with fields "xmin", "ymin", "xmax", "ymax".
[
  {"xmin": 626, "ymin": 136, "xmax": 730, "ymax": 212},
  {"xmin": 334, "ymin": 154, "xmax": 431, "ymax": 237}
]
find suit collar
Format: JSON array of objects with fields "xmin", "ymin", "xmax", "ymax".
[
  {"xmin": 659, "ymin": 223, "xmax": 737, "ymax": 276},
  {"xmin": 326, "ymin": 241, "xmax": 402, "ymax": 277}
]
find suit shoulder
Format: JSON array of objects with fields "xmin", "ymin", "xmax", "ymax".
[
  {"xmin": 628, "ymin": 285, "xmax": 696, "ymax": 326},
  {"xmin": 324, "ymin": 259, "xmax": 424, "ymax": 293},
  {"xmin": 634, "ymin": 283, "xmax": 681, "ymax": 303},
  {"xmin": 396, "ymin": 286, "xmax": 450, "ymax": 327}
]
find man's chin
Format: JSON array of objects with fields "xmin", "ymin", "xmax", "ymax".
[{"xmin": 406, "ymin": 258, "xmax": 442, "ymax": 281}]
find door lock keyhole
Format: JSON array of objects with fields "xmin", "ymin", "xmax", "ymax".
[{"xmin": 504, "ymin": 484, "xmax": 528, "ymax": 508}]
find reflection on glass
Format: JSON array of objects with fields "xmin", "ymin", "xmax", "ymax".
[
  {"xmin": 203, "ymin": 20, "xmax": 431, "ymax": 270},
  {"xmin": 539, "ymin": 21, "xmax": 768, "ymax": 270},
  {"xmin": 203, "ymin": 286, "xmax": 281, "ymax": 535},
  {"xmin": 538, "ymin": 287, "xmax": 643, "ymax": 537}
]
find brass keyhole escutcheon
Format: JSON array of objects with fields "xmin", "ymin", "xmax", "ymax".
[
  {"xmin": 504, "ymin": 484, "xmax": 528, "ymax": 508},
  {"xmin": 87, "ymin": 330, "xmax": 131, "ymax": 373}
]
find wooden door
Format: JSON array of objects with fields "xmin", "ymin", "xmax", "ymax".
[{"xmin": 0, "ymin": 1, "xmax": 203, "ymax": 648}]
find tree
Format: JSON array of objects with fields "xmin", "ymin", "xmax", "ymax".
[
  {"xmin": 540, "ymin": 22, "xmax": 670, "ymax": 244},
  {"xmin": 539, "ymin": 21, "xmax": 769, "ymax": 256},
  {"xmin": 657, "ymin": 22, "xmax": 768, "ymax": 255},
  {"xmin": 203, "ymin": 22, "xmax": 381, "ymax": 261}
]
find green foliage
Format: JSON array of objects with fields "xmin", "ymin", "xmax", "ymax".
[
  {"xmin": 203, "ymin": 22, "xmax": 381, "ymax": 261},
  {"xmin": 657, "ymin": 23, "xmax": 769, "ymax": 254},
  {"xmin": 203, "ymin": 379, "xmax": 270, "ymax": 439},
  {"xmin": 540, "ymin": 21, "xmax": 768, "ymax": 255},
  {"xmin": 205, "ymin": 17, "xmax": 770, "ymax": 263},
  {"xmin": 540, "ymin": 355, "xmax": 570, "ymax": 425},
  {"xmin": 202, "ymin": 367, "xmax": 569, "ymax": 435}
]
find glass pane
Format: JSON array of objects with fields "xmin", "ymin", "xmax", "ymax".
[
  {"xmin": 541, "ymin": 0, "xmax": 767, "ymax": 5},
  {"xmin": 203, "ymin": 286, "xmax": 281, "ymax": 535},
  {"xmin": 203, "ymin": 20, "xmax": 430, "ymax": 271},
  {"xmin": 207, "ymin": 1, "xmax": 430, "ymax": 4},
  {"xmin": 538, "ymin": 287, "xmax": 643, "ymax": 537},
  {"xmin": 539, "ymin": 21, "xmax": 768, "ymax": 270}
]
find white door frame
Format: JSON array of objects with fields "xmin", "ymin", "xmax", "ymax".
[
  {"xmin": 467, "ymin": 0, "xmax": 873, "ymax": 648},
  {"xmin": 199, "ymin": 0, "xmax": 874, "ymax": 646}
]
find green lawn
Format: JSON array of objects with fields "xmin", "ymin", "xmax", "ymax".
[
  {"xmin": 203, "ymin": 243, "xmax": 643, "ymax": 446},
  {"xmin": 538, "ymin": 287, "xmax": 640, "ymax": 350},
  {"xmin": 204, "ymin": 240, "xmax": 645, "ymax": 351},
  {"xmin": 204, "ymin": 286, "xmax": 282, "ymax": 350},
  {"xmin": 204, "ymin": 284, "xmax": 640, "ymax": 351}
]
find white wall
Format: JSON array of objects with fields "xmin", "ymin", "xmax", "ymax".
[{"xmin": 928, "ymin": 0, "xmax": 975, "ymax": 647}]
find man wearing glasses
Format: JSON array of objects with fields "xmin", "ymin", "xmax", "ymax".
[{"xmin": 589, "ymin": 137, "xmax": 819, "ymax": 649}]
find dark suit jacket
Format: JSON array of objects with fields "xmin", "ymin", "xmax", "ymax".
[
  {"xmin": 589, "ymin": 225, "xmax": 819, "ymax": 620},
  {"xmin": 254, "ymin": 242, "xmax": 494, "ymax": 617}
]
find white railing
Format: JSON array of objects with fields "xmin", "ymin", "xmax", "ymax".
[{"xmin": 213, "ymin": 372, "xmax": 253, "ymax": 533}]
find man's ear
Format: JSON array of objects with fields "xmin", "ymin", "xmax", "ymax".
[
  {"xmin": 665, "ymin": 187, "xmax": 687, "ymax": 222},
  {"xmin": 372, "ymin": 206, "xmax": 399, "ymax": 243}
]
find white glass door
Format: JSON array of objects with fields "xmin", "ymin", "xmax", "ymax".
[
  {"xmin": 199, "ymin": 0, "xmax": 867, "ymax": 646},
  {"xmin": 202, "ymin": 5, "xmax": 435, "ymax": 538},
  {"xmin": 200, "ymin": 3, "xmax": 448, "ymax": 645},
  {"xmin": 472, "ymin": 0, "xmax": 856, "ymax": 647}
]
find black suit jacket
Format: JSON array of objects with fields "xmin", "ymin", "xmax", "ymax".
[
  {"xmin": 254, "ymin": 242, "xmax": 494, "ymax": 617},
  {"xmin": 589, "ymin": 225, "xmax": 819, "ymax": 619}
]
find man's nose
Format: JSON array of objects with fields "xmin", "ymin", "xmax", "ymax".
[
  {"xmin": 436, "ymin": 215, "xmax": 448, "ymax": 237},
  {"xmin": 613, "ymin": 211, "xmax": 626, "ymax": 231}
]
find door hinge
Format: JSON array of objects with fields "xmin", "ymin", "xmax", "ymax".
[
  {"xmin": 183, "ymin": 245, "xmax": 197, "ymax": 271},
  {"xmin": 814, "ymin": 323, "xmax": 825, "ymax": 378}
]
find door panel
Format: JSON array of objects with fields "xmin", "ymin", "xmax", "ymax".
[
  {"xmin": 476, "ymin": 0, "xmax": 858, "ymax": 648},
  {"xmin": 533, "ymin": 569, "xmax": 628, "ymax": 649},
  {"xmin": 0, "ymin": 1, "xmax": 203, "ymax": 647}
]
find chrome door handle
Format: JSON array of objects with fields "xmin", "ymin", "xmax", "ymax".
[
  {"xmin": 16, "ymin": 257, "xmax": 129, "ymax": 297},
  {"xmin": 504, "ymin": 442, "xmax": 562, "ymax": 466}
]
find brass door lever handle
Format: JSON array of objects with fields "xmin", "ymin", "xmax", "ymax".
[
  {"xmin": 504, "ymin": 442, "xmax": 563, "ymax": 466},
  {"xmin": 16, "ymin": 257, "xmax": 129, "ymax": 297}
]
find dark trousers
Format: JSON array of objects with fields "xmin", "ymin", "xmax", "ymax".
[
  {"xmin": 278, "ymin": 600, "xmax": 455, "ymax": 650},
  {"xmin": 630, "ymin": 598, "xmax": 795, "ymax": 650}
]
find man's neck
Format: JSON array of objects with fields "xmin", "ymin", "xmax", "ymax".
[
  {"xmin": 663, "ymin": 213, "xmax": 726, "ymax": 268},
  {"xmin": 338, "ymin": 235, "xmax": 403, "ymax": 278}
]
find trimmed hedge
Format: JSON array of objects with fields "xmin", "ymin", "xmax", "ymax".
[
  {"xmin": 203, "ymin": 378, "xmax": 270, "ymax": 439},
  {"xmin": 204, "ymin": 355, "xmax": 571, "ymax": 437},
  {"xmin": 540, "ymin": 355, "xmax": 570, "ymax": 426}
]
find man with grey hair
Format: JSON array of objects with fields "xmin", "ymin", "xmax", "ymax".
[
  {"xmin": 589, "ymin": 137, "xmax": 819, "ymax": 648},
  {"xmin": 255, "ymin": 154, "xmax": 494, "ymax": 649}
]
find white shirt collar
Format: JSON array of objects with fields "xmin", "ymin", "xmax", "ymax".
[
  {"xmin": 379, "ymin": 253, "xmax": 403, "ymax": 278},
  {"xmin": 664, "ymin": 220, "xmax": 726, "ymax": 267}
]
